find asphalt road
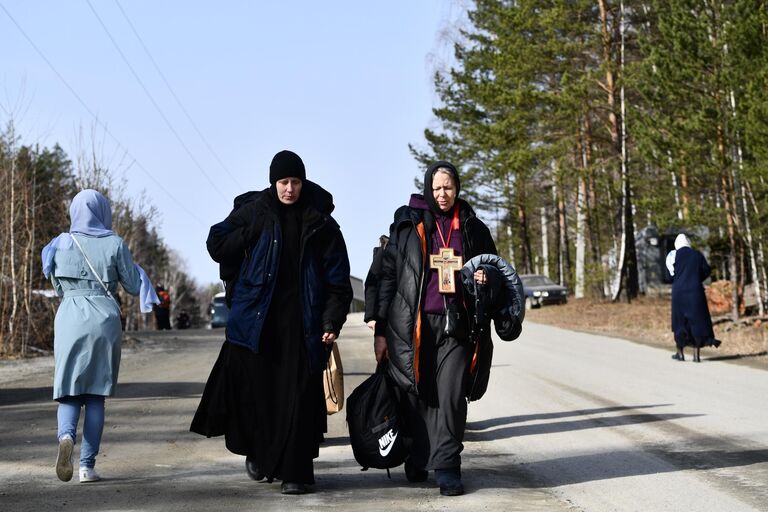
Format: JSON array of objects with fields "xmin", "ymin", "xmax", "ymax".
[{"xmin": 1, "ymin": 313, "xmax": 766, "ymax": 511}]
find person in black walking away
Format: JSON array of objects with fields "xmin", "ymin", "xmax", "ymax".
[
  {"xmin": 373, "ymin": 161, "xmax": 496, "ymax": 496},
  {"xmin": 175, "ymin": 309, "xmax": 191, "ymax": 329},
  {"xmin": 667, "ymin": 234, "xmax": 721, "ymax": 362},
  {"xmin": 153, "ymin": 285, "xmax": 171, "ymax": 330},
  {"xmin": 190, "ymin": 150, "xmax": 353, "ymax": 495}
]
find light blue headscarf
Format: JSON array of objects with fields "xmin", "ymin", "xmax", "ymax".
[
  {"xmin": 69, "ymin": 189, "xmax": 114, "ymax": 236},
  {"xmin": 42, "ymin": 189, "xmax": 114, "ymax": 278},
  {"xmin": 41, "ymin": 190, "xmax": 160, "ymax": 313}
]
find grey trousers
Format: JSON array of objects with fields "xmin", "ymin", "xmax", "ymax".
[{"xmin": 400, "ymin": 312, "xmax": 471, "ymax": 471}]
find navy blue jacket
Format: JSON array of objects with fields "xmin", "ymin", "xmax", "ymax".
[{"xmin": 206, "ymin": 181, "xmax": 353, "ymax": 374}]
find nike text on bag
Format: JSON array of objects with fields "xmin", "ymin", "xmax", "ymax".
[
  {"xmin": 324, "ymin": 341, "xmax": 344, "ymax": 415},
  {"xmin": 346, "ymin": 362, "xmax": 408, "ymax": 470}
]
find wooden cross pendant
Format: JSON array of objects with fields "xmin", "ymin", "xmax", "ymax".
[{"xmin": 429, "ymin": 248, "xmax": 464, "ymax": 294}]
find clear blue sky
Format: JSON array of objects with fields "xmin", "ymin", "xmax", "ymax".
[{"xmin": 1, "ymin": 1, "xmax": 465, "ymax": 284}]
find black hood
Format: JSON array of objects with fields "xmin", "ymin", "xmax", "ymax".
[
  {"xmin": 296, "ymin": 179, "xmax": 335, "ymax": 215},
  {"xmin": 423, "ymin": 161, "xmax": 461, "ymax": 215}
]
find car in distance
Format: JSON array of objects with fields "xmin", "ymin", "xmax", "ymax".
[
  {"xmin": 519, "ymin": 274, "xmax": 568, "ymax": 309},
  {"xmin": 209, "ymin": 292, "xmax": 229, "ymax": 328}
]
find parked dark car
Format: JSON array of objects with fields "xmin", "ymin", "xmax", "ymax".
[
  {"xmin": 209, "ymin": 292, "xmax": 229, "ymax": 328},
  {"xmin": 519, "ymin": 274, "xmax": 568, "ymax": 309}
]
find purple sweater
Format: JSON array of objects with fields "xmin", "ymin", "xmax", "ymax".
[{"xmin": 408, "ymin": 194, "xmax": 463, "ymax": 314}]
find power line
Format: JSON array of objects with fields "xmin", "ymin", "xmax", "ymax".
[
  {"xmin": 113, "ymin": 0, "xmax": 243, "ymax": 190},
  {"xmin": 86, "ymin": 0, "xmax": 229, "ymax": 201},
  {"xmin": 0, "ymin": 1, "xmax": 208, "ymax": 226}
]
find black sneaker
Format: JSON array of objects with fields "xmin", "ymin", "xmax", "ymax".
[
  {"xmin": 404, "ymin": 460, "xmax": 428, "ymax": 483},
  {"xmin": 281, "ymin": 482, "xmax": 307, "ymax": 495},
  {"xmin": 435, "ymin": 467, "xmax": 464, "ymax": 496}
]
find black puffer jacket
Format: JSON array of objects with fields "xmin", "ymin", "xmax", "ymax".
[{"xmin": 375, "ymin": 197, "xmax": 497, "ymax": 396}]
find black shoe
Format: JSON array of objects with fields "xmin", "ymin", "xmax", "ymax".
[
  {"xmin": 435, "ymin": 467, "xmax": 464, "ymax": 496},
  {"xmin": 671, "ymin": 353, "xmax": 684, "ymax": 361},
  {"xmin": 245, "ymin": 457, "xmax": 265, "ymax": 481},
  {"xmin": 281, "ymin": 482, "xmax": 307, "ymax": 495},
  {"xmin": 404, "ymin": 460, "xmax": 428, "ymax": 483}
]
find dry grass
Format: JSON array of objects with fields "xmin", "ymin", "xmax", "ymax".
[{"xmin": 526, "ymin": 296, "xmax": 768, "ymax": 370}]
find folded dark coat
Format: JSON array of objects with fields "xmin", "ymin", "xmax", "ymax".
[{"xmin": 460, "ymin": 253, "xmax": 525, "ymax": 342}]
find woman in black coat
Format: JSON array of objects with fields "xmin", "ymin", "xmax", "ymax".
[
  {"xmin": 191, "ymin": 150, "xmax": 352, "ymax": 495},
  {"xmin": 373, "ymin": 161, "xmax": 496, "ymax": 496},
  {"xmin": 668, "ymin": 234, "xmax": 721, "ymax": 362}
]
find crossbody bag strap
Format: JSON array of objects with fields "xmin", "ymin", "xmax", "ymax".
[{"xmin": 70, "ymin": 234, "xmax": 121, "ymax": 313}]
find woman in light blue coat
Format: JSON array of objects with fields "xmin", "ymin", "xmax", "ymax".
[{"xmin": 42, "ymin": 189, "xmax": 158, "ymax": 483}]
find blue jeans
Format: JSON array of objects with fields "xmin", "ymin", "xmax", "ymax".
[{"xmin": 57, "ymin": 395, "xmax": 105, "ymax": 469}]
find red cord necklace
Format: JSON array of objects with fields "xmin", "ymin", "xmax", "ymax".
[{"xmin": 435, "ymin": 206, "xmax": 460, "ymax": 248}]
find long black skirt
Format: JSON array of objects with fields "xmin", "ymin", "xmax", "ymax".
[{"xmin": 190, "ymin": 335, "xmax": 326, "ymax": 484}]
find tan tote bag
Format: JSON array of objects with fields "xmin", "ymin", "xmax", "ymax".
[{"xmin": 324, "ymin": 342, "xmax": 344, "ymax": 415}]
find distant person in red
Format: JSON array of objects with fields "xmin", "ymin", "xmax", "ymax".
[{"xmin": 154, "ymin": 285, "xmax": 172, "ymax": 330}]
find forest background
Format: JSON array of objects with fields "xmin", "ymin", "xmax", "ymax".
[{"xmin": 3, "ymin": 0, "xmax": 768, "ymax": 358}]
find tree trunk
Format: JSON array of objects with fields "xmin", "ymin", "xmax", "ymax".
[
  {"xmin": 575, "ymin": 173, "xmax": 587, "ymax": 298},
  {"xmin": 583, "ymin": 114, "xmax": 604, "ymax": 297},
  {"xmin": 574, "ymin": 115, "xmax": 589, "ymax": 299},
  {"xmin": 668, "ymin": 152, "xmax": 684, "ymax": 221},
  {"xmin": 717, "ymin": 123, "xmax": 740, "ymax": 320},
  {"xmin": 518, "ymin": 199, "xmax": 533, "ymax": 274},
  {"xmin": 22, "ymin": 167, "xmax": 32, "ymax": 356},
  {"xmin": 729, "ymin": 86, "xmax": 764, "ymax": 314},
  {"xmin": 8, "ymin": 155, "xmax": 18, "ymax": 352},
  {"xmin": 504, "ymin": 174, "xmax": 516, "ymax": 266},
  {"xmin": 602, "ymin": 0, "xmax": 638, "ymax": 301},
  {"xmin": 515, "ymin": 177, "xmax": 533, "ymax": 274},
  {"xmin": 553, "ymin": 184, "xmax": 563, "ymax": 285},
  {"xmin": 556, "ymin": 177, "xmax": 571, "ymax": 287},
  {"xmin": 746, "ymin": 181, "xmax": 768, "ymax": 312},
  {"xmin": 540, "ymin": 206, "xmax": 550, "ymax": 278}
]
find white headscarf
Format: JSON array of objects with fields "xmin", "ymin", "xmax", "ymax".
[
  {"xmin": 674, "ymin": 234, "xmax": 691, "ymax": 250},
  {"xmin": 667, "ymin": 234, "xmax": 692, "ymax": 276}
]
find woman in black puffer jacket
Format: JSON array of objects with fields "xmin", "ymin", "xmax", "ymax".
[{"xmin": 373, "ymin": 161, "xmax": 496, "ymax": 496}]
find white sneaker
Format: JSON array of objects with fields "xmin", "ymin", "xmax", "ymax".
[
  {"xmin": 79, "ymin": 467, "xmax": 101, "ymax": 483},
  {"xmin": 55, "ymin": 435, "xmax": 74, "ymax": 482}
]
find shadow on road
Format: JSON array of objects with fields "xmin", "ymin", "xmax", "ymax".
[
  {"xmin": 706, "ymin": 350, "xmax": 768, "ymax": 362},
  {"xmin": 0, "ymin": 381, "xmax": 205, "ymax": 406},
  {"xmin": 463, "ymin": 447, "xmax": 768, "ymax": 488},
  {"xmin": 467, "ymin": 404, "xmax": 673, "ymax": 430},
  {"xmin": 465, "ymin": 404, "xmax": 700, "ymax": 441}
]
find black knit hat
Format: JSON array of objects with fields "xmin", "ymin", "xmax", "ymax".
[{"xmin": 269, "ymin": 150, "xmax": 306, "ymax": 184}]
